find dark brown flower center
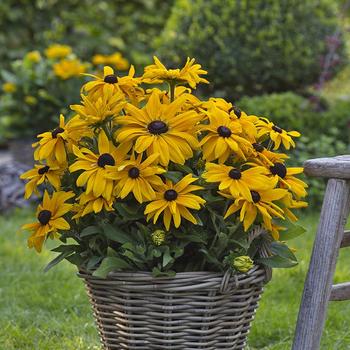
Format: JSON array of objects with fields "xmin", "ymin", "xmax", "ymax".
[
  {"xmin": 272, "ymin": 125, "xmax": 283, "ymax": 134},
  {"xmin": 97, "ymin": 153, "xmax": 115, "ymax": 168},
  {"xmin": 252, "ymin": 143, "xmax": 264, "ymax": 152},
  {"xmin": 217, "ymin": 126, "xmax": 232, "ymax": 138},
  {"xmin": 38, "ymin": 165, "xmax": 50, "ymax": 175},
  {"xmin": 164, "ymin": 189, "xmax": 178, "ymax": 201},
  {"xmin": 270, "ymin": 163, "xmax": 287, "ymax": 178},
  {"xmin": 148, "ymin": 120, "xmax": 168, "ymax": 135},
  {"xmin": 104, "ymin": 74, "xmax": 118, "ymax": 84},
  {"xmin": 251, "ymin": 190, "xmax": 261, "ymax": 203},
  {"xmin": 38, "ymin": 210, "xmax": 52, "ymax": 225},
  {"xmin": 51, "ymin": 127, "xmax": 64, "ymax": 138},
  {"xmin": 229, "ymin": 168, "xmax": 242, "ymax": 179},
  {"xmin": 229, "ymin": 106, "xmax": 241, "ymax": 118},
  {"xmin": 128, "ymin": 167, "xmax": 140, "ymax": 179}
]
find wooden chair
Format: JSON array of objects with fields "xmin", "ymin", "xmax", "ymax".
[{"xmin": 292, "ymin": 155, "xmax": 350, "ymax": 350}]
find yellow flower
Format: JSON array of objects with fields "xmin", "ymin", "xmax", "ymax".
[
  {"xmin": 144, "ymin": 174, "xmax": 205, "ymax": 230},
  {"xmin": 106, "ymin": 153, "xmax": 165, "ymax": 203},
  {"xmin": 200, "ymin": 106, "xmax": 252, "ymax": 162},
  {"xmin": 69, "ymin": 131, "xmax": 124, "ymax": 199},
  {"xmin": 20, "ymin": 162, "xmax": 63, "ymax": 199},
  {"xmin": 25, "ymin": 50, "xmax": 41, "ymax": 63},
  {"xmin": 250, "ymin": 142, "xmax": 289, "ymax": 166},
  {"xmin": 24, "ymin": 95, "xmax": 37, "ymax": 105},
  {"xmin": 33, "ymin": 114, "xmax": 69, "ymax": 164},
  {"xmin": 151, "ymin": 230, "xmax": 166, "ymax": 246},
  {"xmin": 71, "ymin": 88, "xmax": 126, "ymax": 125},
  {"xmin": 22, "ymin": 191, "xmax": 74, "ymax": 252},
  {"xmin": 83, "ymin": 66, "xmax": 142, "ymax": 103},
  {"xmin": 281, "ymin": 193, "xmax": 308, "ymax": 222},
  {"xmin": 143, "ymin": 56, "xmax": 209, "ymax": 88},
  {"xmin": 45, "ymin": 44, "xmax": 72, "ymax": 59},
  {"xmin": 53, "ymin": 59, "xmax": 87, "ymax": 79},
  {"xmin": 268, "ymin": 163, "xmax": 308, "ymax": 198},
  {"xmin": 203, "ymin": 163, "xmax": 270, "ymax": 201},
  {"xmin": 72, "ymin": 192, "xmax": 115, "ymax": 219},
  {"xmin": 256, "ymin": 118, "xmax": 300, "ymax": 150},
  {"xmin": 92, "ymin": 52, "xmax": 129, "ymax": 70},
  {"xmin": 233, "ymin": 256, "xmax": 254, "ymax": 273},
  {"xmin": 2, "ymin": 82, "xmax": 16, "ymax": 93},
  {"xmin": 223, "ymin": 186, "xmax": 288, "ymax": 231},
  {"xmin": 116, "ymin": 91, "xmax": 201, "ymax": 166}
]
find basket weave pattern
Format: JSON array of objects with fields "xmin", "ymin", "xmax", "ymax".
[{"xmin": 78, "ymin": 266, "xmax": 267, "ymax": 350}]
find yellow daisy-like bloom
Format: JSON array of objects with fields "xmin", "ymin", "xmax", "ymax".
[
  {"xmin": 143, "ymin": 56, "xmax": 209, "ymax": 89},
  {"xmin": 281, "ymin": 192, "xmax": 308, "ymax": 222},
  {"xmin": 72, "ymin": 192, "xmax": 115, "ymax": 219},
  {"xmin": 71, "ymin": 89, "xmax": 126, "ymax": 125},
  {"xmin": 2, "ymin": 82, "xmax": 16, "ymax": 93},
  {"xmin": 33, "ymin": 114, "xmax": 69, "ymax": 164},
  {"xmin": 203, "ymin": 163, "xmax": 270, "ymax": 201},
  {"xmin": 268, "ymin": 162, "xmax": 308, "ymax": 199},
  {"xmin": 45, "ymin": 44, "xmax": 72, "ymax": 59},
  {"xmin": 106, "ymin": 153, "xmax": 165, "ymax": 203},
  {"xmin": 25, "ymin": 50, "xmax": 41, "ymax": 63},
  {"xmin": 69, "ymin": 131, "xmax": 123, "ymax": 199},
  {"xmin": 116, "ymin": 91, "xmax": 201, "ymax": 166},
  {"xmin": 144, "ymin": 174, "xmax": 205, "ymax": 230},
  {"xmin": 22, "ymin": 191, "xmax": 74, "ymax": 252},
  {"xmin": 53, "ymin": 59, "xmax": 87, "ymax": 80},
  {"xmin": 250, "ymin": 142, "xmax": 289, "ymax": 167},
  {"xmin": 83, "ymin": 66, "xmax": 142, "ymax": 103},
  {"xmin": 200, "ymin": 106, "xmax": 252, "ymax": 162},
  {"xmin": 223, "ymin": 187, "xmax": 288, "ymax": 231},
  {"xmin": 92, "ymin": 52, "xmax": 129, "ymax": 70},
  {"xmin": 256, "ymin": 118, "xmax": 300, "ymax": 150},
  {"xmin": 20, "ymin": 162, "xmax": 63, "ymax": 199}
]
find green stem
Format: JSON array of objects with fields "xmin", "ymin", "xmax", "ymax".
[
  {"xmin": 267, "ymin": 139, "xmax": 274, "ymax": 150},
  {"xmin": 169, "ymin": 81, "xmax": 176, "ymax": 102}
]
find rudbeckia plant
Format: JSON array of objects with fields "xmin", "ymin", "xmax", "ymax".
[{"xmin": 21, "ymin": 56, "xmax": 308, "ymax": 278}]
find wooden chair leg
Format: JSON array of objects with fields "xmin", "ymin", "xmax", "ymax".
[{"xmin": 292, "ymin": 179, "xmax": 350, "ymax": 350}]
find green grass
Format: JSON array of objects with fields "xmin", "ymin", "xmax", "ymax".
[{"xmin": 1, "ymin": 209, "xmax": 350, "ymax": 349}]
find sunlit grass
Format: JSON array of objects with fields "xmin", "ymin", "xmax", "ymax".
[{"xmin": 1, "ymin": 209, "xmax": 349, "ymax": 349}]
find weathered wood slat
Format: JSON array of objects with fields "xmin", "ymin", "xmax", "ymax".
[
  {"xmin": 292, "ymin": 178, "xmax": 350, "ymax": 350},
  {"xmin": 330, "ymin": 282, "xmax": 350, "ymax": 301},
  {"xmin": 340, "ymin": 230, "xmax": 350, "ymax": 248},
  {"xmin": 304, "ymin": 155, "xmax": 350, "ymax": 179}
]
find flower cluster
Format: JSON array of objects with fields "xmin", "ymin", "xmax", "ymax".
[{"xmin": 21, "ymin": 56, "xmax": 307, "ymax": 276}]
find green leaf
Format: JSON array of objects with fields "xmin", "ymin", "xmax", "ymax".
[
  {"xmin": 270, "ymin": 242, "xmax": 298, "ymax": 261},
  {"xmin": 93, "ymin": 257, "xmax": 131, "ymax": 278},
  {"xmin": 44, "ymin": 251, "xmax": 71, "ymax": 272},
  {"xmin": 257, "ymin": 256, "xmax": 298, "ymax": 268},
  {"xmin": 51, "ymin": 245, "xmax": 79, "ymax": 253},
  {"xmin": 163, "ymin": 171, "xmax": 183, "ymax": 183},
  {"xmin": 80, "ymin": 226, "xmax": 101, "ymax": 237},
  {"xmin": 102, "ymin": 223, "xmax": 130, "ymax": 244},
  {"xmin": 151, "ymin": 267, "xmax": 176, "ymax": 277},
  {"xmin": 162, "ymin": 247, "xmax": 173, "ymax": 267},
  {"xmin": 87, "ymin": 256, "xmax": 103, "ymax": 270},
  {"xmin": 279, "ymin": 223, "xmax": 306, "ymax": 241},
  {"xmin": 174, "ymin": 164, "xmax": 193, "ymax": 173},
  {"xmin": 214, "ymin": 232, "xmax": 229, "ymax": 255}
]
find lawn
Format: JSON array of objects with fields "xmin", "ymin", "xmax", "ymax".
[{"xmin": 1, "ymin": 208, "xmax": 349, "ymax": 350}]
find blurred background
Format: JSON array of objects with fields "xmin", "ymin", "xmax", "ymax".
[{"xmin": 0, "ymin": 1, "xmax": 349, "ymax": 349}]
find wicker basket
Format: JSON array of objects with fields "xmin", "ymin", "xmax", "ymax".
[{"xmin": 78, "ymin": 265, "xmax": 269, "ymax": 350}]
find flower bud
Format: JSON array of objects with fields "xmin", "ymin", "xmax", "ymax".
[
  {"xmin": 151, "ymin": 230, "xmax": 166, "ymax": 246},
  {"xmin": 233, "ymin": 256, "xmax": 254, "ymax": 273}
]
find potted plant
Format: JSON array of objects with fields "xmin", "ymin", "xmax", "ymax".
[{"xmin": 21, "ymin": 56, "xmax": 307, "ymax": 349}]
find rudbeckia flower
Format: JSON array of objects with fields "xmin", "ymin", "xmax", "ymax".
[
  {"xmin": 33, "ymin": 114, "xmax": 69, "ymax": 164},
  {"xmin": 22, "ymin": 191, "xmax": 74, "ymax": 252},
  {"xmin": 223, "ymin": 187, "xmax": 288, "ymax": 231},
  {"xmin": 143, "ymin": 56, "xmax": 209, "ymax": 89},
  {"xmin": 200, "ymin": 106, "xmax": 252, "ymax": 162},
  {"xmin": 70, "ymin": 88, "xmax": 126, "ymax": 126},
  {"xmin": 250, "ymin": 142, "xmax": 289, "ymax": 166},
  {"xmin": 82, "ymin": 66, "xmax": 142, "ymax": 103},
  {"xmin": 203, "ymin": 163, "xmax": 271, "ymax": 201},
  {"xmin": 53, "ymin": 59, "xmax": 88, "ymax": 80},
  {"xmin": 256, "ymin": 118, "xmax": 300, "ymax": 150},
  {"xmin": 69, "ymin": 131, "xmax": 124, "ymax": 199},
  {"xmin": 106, "ymin": 153, "xmax": 165, "ymax": 203},
  {"xmin": 269, "ymin": 162, "xmax": 308, "ymax": 199},
  {"xmin": 72, "ymin": 192, "xmax": 115, "ymax": 219},
  {"xmin": 115, "ymin": 91, "xmax": 201, "ymax": 166},
  {"xmin": 45, "ymin": 44, "xmax": 72, "ymax": 59},
  {"xmin": 144, "ymin": 174, "xmax": 205, "ymax": 230},
  {"xmin": 20, "ymin": 162, "xmax": 63, "ymax": 199}
]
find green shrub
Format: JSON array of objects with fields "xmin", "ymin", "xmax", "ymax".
[
  {"xmin": 156, "ymin": 0, "xmax": 343, "ymax": 99},
  {"xmin": 237, "ymin": 91, "xmax": 350, "ymax": 207}
]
